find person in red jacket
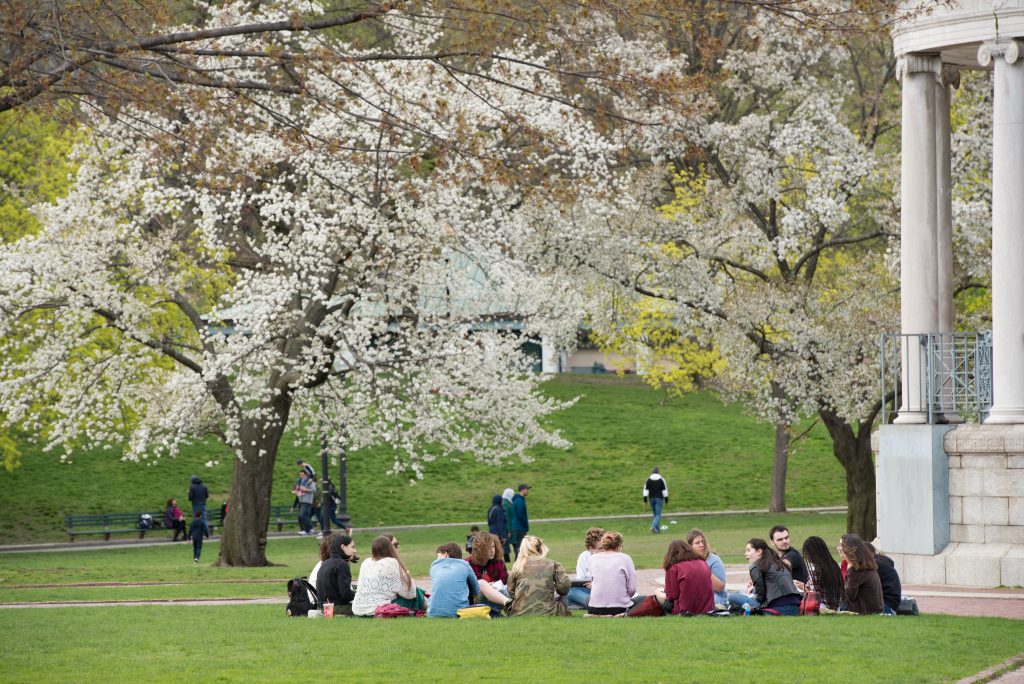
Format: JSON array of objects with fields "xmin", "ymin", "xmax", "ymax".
[{"xmin": 659, "ymin": 540, "xmax": 714, "ymax": 615}]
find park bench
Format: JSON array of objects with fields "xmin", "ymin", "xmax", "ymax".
[
  {"xmin": 65, "ymin": 509, "xmax": 224, "ymax": 541},
  {"xmin": 268, "ymin": 504, "xmax": 303, "ymax": 531}
]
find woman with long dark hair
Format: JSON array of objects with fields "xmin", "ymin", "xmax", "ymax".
[
  {"xmin": 741, "ymin": 538, "xmax": 802, "ymax": 615},
  {"xmin": 839, "ymin": 534, "xmax": 884, "ymax": 614},
  {"xmin": 659, "ymin": 539, "xmax": 714, "ymax": 615},
  {"xmin": 317, "ymin": 533, "xmax": 358, "ymax": 616},
  {"xmin": 801, "ymin": 535, "xmax": 845, "ymax": 612},
  {"xmin": 351, "ymin": 535, "xmax": 417, "ymax": 616}
]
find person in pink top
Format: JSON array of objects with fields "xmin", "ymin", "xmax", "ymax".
[
  {"xmin": 586, "ymin": 531, "xmax": 640, "ymax": 615},
  {"xmin": 659, "ymin": 540, "xmax": 714, "ymax": 615}
]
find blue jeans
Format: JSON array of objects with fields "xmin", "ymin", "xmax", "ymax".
[
  {"xmin": 769, "ymin": 603, "xmax": 799, "ymax": 616},
  {"xmin": 728, "ymin": 592, "xmax": 761, "ymax": 610},
  {"xmin": 192, "ymin": 537, "xmax": 203, "ymax": 561},
  {"xmin": 298, "ymin": 503, "xmax": 313, "ymax": 532},
  {"xmin": 567, "ymin": 586, "xmax": 591, "ymax": 608},
  {"xmin": 650, "ymin": 497, "xmax": 663, "ymax": 531},
  {"xmin": 192, "ymin": 503, "xmax": 207, "ymax": 522}
]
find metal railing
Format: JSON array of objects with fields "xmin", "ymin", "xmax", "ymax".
[{"xmin": 880, "ymin": 331, "xmax": 992, "ymax": 424}]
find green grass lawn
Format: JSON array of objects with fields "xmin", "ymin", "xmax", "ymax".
[
  {"xmin": 0, "ymin": 375, "xmax": 845, "ymax": 543},
  {"xmin": 0, "ymin": 513, "xmax": 843, "ymax": 603},
  {"xmin": 0, "ymin": 605, "xmax": 1021, "ymax": 683}
]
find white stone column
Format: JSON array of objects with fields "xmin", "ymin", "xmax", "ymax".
[
  {"xmin": 981, "ymin": 40, "xmax": 1024, "ymax": 424},
  {"xmin": 895, "ymin": 53, "xmax": 942, "ymax": 424},
  {"xmin": 935, "ymin": 65, "xmax": 961, "ymax": 421},
  {"xmin": 936, "ymin": 65, "xmax": 958, "ymax": 334}
]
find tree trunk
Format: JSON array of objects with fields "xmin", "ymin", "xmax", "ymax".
[
  {"xmin": 770, "ymin": 419, "xmax": 789, "ymax": 513},
  {"xmin": 217, "ymin": 399, "xmax": 291, "ymax": 567},
  {"xmin": 819, "ymin": 409, "xmax": 877, "ymax": 539}
]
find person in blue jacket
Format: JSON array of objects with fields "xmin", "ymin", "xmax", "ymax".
[
  {"xmin": 508, "ymin": 484, "xmax": 531, "ymax": 559},
  {"xmin": 188, "ymin": 511, "xmax": 210, "ymax": 563}
]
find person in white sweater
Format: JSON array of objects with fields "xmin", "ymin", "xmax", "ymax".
[{"xmin": 351, "ymin": 535, "xmax": 417, "ymax": 616}]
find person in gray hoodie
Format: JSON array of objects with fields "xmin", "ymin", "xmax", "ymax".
[{"xmin": 188, "ymin": 475, "xmax": 209, "ymax": 522}]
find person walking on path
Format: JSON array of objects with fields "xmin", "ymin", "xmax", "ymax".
[
  {"xmin": 188, "ymin": 511, "xmax": 210, "ymax": 563},
  {"xmin": 509, "ymin": 484, "xmax": 531, "ymax": 559},
  {"xmin": 293, "ymin": 470, "xmax": 317, "ymax": 535},
  {"xmin": 188, "ymin": 476, "xmax": 209, "ymax": 522},
  {"xmin": 643, "ymin": 468, "xmax": 668, "ymax": 534},
  {"xmin": 487, "ymin": 494, "xmax": 510, "ymax": 562}
]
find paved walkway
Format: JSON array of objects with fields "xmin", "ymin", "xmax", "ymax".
[{"xmin": 0, "ymin": 506, "xmax": 849, "ymax": 554}]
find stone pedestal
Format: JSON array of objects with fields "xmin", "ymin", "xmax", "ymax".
[
  {"xmin": 877, "ymin": 424, "xmax": 953, "ymax": 554},
  {"xmin": 876, "ymin": 423, "xmax": 1024, "ymax": 586}
]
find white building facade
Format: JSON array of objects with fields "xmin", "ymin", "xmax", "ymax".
[{"xmin": 877, "ymin": 1, "xmax": 1024, "ymax": 586}]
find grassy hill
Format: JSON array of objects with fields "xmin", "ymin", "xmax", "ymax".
[{"xmin": 0, "ymin": 375, "xmax": 846, "ymax": 543}]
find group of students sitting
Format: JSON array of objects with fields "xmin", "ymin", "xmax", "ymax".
[{"xmin": 304, "ymin": 524, "xmax": 902, "ymax": 618}]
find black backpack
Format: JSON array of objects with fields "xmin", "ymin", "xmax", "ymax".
[{"xmin": 286, "ymin": 578, "xmax": 318, "ymax": 617}]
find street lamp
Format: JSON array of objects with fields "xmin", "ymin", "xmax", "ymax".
[{"xmin": 319, "ymin": 396, "xmax": 351, "ymax": 534}]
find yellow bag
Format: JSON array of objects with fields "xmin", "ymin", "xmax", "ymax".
[{"xmin": 456, "ymin": 605, "xmax": 491, "ymax": 620}]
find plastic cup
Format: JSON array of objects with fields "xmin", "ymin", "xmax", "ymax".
[{"xmin": 324, "ymin": 602, "xmax": 334, "ymax": 619}]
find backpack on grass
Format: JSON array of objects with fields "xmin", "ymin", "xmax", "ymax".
[{"xmin": 286, "ymin": 578, "xmax": 318, "ymax": 617}]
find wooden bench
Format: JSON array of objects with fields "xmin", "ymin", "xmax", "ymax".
[
  {"xmin": 65, "ymin": 510, "xmax": 224, "ymax": 541},
  {"xmin": 268, "ymin": 504, "xmax": 304, "ymax": 531}
]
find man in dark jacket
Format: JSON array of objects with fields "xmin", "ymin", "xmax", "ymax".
[
  {"xmin": 769, "ymin": 524, "xmax": 809, "ymax": 585},
  {"xmin": 487, "ymin": 494, "xmax": 510, "ymax": 562},
  {"xmin": 188, "ymin": 475, "xmax": 209, "ymax": 522},
  {"xmin": 509, "ymin": 484, "xmax": 530, "ymax": 559}
]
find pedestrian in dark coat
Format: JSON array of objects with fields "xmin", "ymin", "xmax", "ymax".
[
  {"xmin": 188, "ymin": 511, "xmax": 210, "ymax": 563},
  {"xmin": 487, "ymin": 494, "xmax": 510, "ymax": 561}
]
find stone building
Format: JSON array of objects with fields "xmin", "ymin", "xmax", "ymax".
[{"xmin": 877, "ymin": 1, "xmax": 1024, "ymax": 587}]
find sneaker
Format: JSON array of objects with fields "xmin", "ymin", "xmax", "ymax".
[
  {"xmin": 315, "ymin": 533, "xmax": 323, "ymax": 540},
  {"xmin": 297, "ymin": 530, "xmax": 308, "ymax": 536},
  {"xmin": 193, "ymin": 558, "xmax": 199, "ymax": 563}
]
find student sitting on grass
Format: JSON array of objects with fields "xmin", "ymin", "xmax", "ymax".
[
  {"xmin": 507, "ymin": 535, "xmax": 571, "ymax": 617},
  {"xmin": 567, "ymin": 527, "xmax": 604, "ymax": 609},
  {"xmin": 685, "ymin": 528, "xmax": 728, "ymax": 609},
  {"xmin": 428, "ymin": 542, "xmax": 481, "ymax": 618},
  {"xmin": 310, "ymin": 532, "xmax": 334, "ymax": 593},
  {"xmin": 838, "ymin": 534, "xmax": 885, "ymax": 615},
  {"xmin": 317, "ymin": 534, "xmax": 358, "ymax": 616},
  {"xmin": 801, "ymin": 535, "xmax": 845, "ymax": 613},
  {"xmin": 731, "ymin": 538, "xmax": 801, "ymax": 615},
  {"xmin": 468, "ymin": 532, "xmax": 508, "ymax": 585},
  {"xmin": 587, "ymin": 531, "xmax": 639, "ymax": 616},
  {"xmin": 352, "ymin": 535, "xmax": 418, "ymax": 616},
  {"xmin": 656, "ymin": 540, "xmax": 714, "ymax": 615}
]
